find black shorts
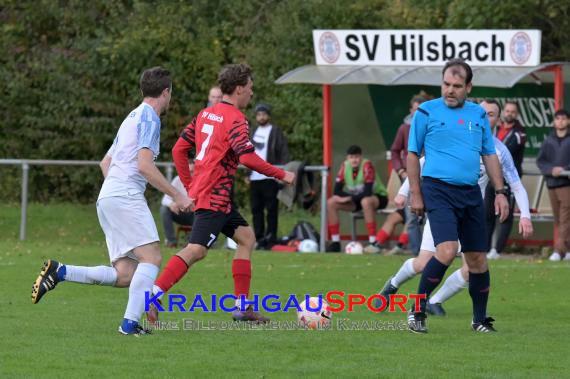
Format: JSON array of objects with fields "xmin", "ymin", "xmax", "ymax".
[
  {"xmin": 422, "ymin": 177, "xmax": 486, "ymax": 252},
  {"xmin": 189, "ymin": 209, "xmax": 249, "ymax": 249},
  {"xmin": 353, "ymin": 194, "xmax": 389, "ymax": 212}
]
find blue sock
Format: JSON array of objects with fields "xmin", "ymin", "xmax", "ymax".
[
  {"xmin": 121, "ymin": 318, "xmax": 139, "ymax": 333},
  {"xmin": 469, "ymin": 271, "xmax": 490, "ymax": 323},
  {"xmin": 417, "ymin": 257, "xmax": 449, "ymax": 312},
  {"xmin": 57, "ymin": 265, "xmax": 66, "ymax": 282}
]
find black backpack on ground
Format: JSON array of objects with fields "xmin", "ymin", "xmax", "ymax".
[{"xmin": 289, "ymin": 221, "xmax": 320, "ymax": 246}]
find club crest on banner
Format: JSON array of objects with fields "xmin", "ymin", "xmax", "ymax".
[
  {"xmin": 319, "ymin": 32, "xmax": 341, "ymax": 64},
  {"xmin": 510, "ymin": 32, "xmax": 532, "ymax": 65}
]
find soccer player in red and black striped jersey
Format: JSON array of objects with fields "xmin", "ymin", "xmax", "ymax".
[{"xmin": 148, "ymin": 64, "xmax": 295, "ymax": 323}]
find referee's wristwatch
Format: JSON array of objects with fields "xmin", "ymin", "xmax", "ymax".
[{"xmin": 495, "ymin": 188, "xmax": 508, "ymax": 195}]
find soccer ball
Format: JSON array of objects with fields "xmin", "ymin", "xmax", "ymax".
[
  {"xmin": 345, "ymin": 241, "xmax": 363, "ymax": 255},
  {"xmin": 297, "ymin": 297, "xmax": 333, "ymax": 329},
  {"xmin": 298, "ymin": 239, "xmax": 318, "ymax": 253}
]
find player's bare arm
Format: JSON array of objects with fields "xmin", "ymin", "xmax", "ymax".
[
  {"xmin": 137, "ymin": 148, "xmax": 192, "ymax": 212},
  {"xmin": 99, "ymin": 154, "xmax": 112, "ymax": 178},
  {"xmin": 482, "ymin": 154, "xmax": 509, "ymax": 222},
  {"xmin": 406, "ymin": 152, "xmax": 424, "ymax": 217}
]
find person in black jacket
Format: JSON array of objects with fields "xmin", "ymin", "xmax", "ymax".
[
  {"xmin": 495, "ymin": 101, "xmax": 526, "ymax": 176},
  {"xmin": 249, "ymin": 103, "xmax": 290, "ymax": 249},
  {"xmin": 486, "ymin": 101, "xmax": 527, "ymax": 259},
  {"xmin": 537, "ymin": 109, "xmax": 570, "ymax": 261}
]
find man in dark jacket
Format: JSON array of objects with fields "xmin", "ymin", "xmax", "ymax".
[
  {"xmin": 250, "ymin": 103, "xmax": 290, "ymax": 249},
  {"xmin": 495, "ymin": 101, "xmax": 526, "ymax": 176},
  {"xmin": 486, "ymin": 100, "xmax": 527, "ymax": 259},
  {"xmin": 537, "ymin": 109, "xmax": 570, "ymax": 261}
]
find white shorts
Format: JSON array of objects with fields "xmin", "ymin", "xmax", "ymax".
[
  {"xmin": 420, "ymin": 218, "xmax": 462, "ymax": 253},
  {"xmin": 97, "ymin": 194, "xmax": 159, "ymax": 263}
]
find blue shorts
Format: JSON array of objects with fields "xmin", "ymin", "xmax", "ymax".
[{"xmin": 422, "ymin": 177, "xmax": 486, "ymax": 252}]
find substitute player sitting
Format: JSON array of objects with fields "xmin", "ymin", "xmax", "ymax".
[
  {"xmin": 147, "ymin": 64, "xmax": 294, "ymax": 324},
  {"xmin": 327, "ymin": 145, "xmax": 388, "ymax": 253}
]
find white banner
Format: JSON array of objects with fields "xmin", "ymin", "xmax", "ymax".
[{"xmin": 313, "ymin": 30, "xmax": 541, "ymax": 67}]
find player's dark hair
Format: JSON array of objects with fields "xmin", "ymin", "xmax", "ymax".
[
  {"xmin": 346, "ymin": 145, "xmax": 362, "ymax": 155},
  {"xmin": 140, "ymin": 67, "xmax": 172, "ymax": 98},
  {"xmin": 442, "ymin": 59, "xmax": 473, "ymax": 85},
  {"xmin": 554, "ymin": 109, "xmax": 570, "ymax": 118},
  {"xmin": 482, "ymin": 98, "xmax": 502, "ymax": 115},
  {"xmin": 218, "ymin": 64, "xmax": 253, "ymax": 95},
  {"xmin": 504, "ymin": 100, "xmax": 519, "ymax": 110}
]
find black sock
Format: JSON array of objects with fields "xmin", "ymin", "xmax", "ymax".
[
  {"xmin": 417, "ymin": 257, "xmax": 449, "ymax": 312},
  {"xmin": 469, "ymin": 271, "xmax": 490, "ymax": 323}
]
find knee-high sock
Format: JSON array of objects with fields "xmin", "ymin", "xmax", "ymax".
[
  {"xmin": 390, "ymin": 258, "xmax": 416, "ymax": 288},
  {"xmin": 154, "ymin": 255, "xmax": 189, "ymax": 295},
  {"xmin": 124, "ymin": 263, "xmax": 159, "ymax": 322},
  {"xmin": 328, "ymin": 224, "xmax": 340, "ymax": 242},
  {"xmin": 417, "ymin": 257, "xmax": 449, "ymax": 312},
  {"xmin": 63, "ymin": 265, "xmax": 117, "ymax": 285},
  {"xmin": 376, "ymin": 229, "xmax": 390, "ymax": 244},
  {"xmin": 429, "ymin": 269, "xmax": 467, "ymax": 304},
  {"xmin": 232, "ymin": 259, "xmax": 251, "ymax": 298},
  {"xmin": 469, "ymin": 271, "xmax": 490, "ymax": 323}
]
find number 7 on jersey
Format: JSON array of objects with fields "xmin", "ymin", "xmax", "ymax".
[{"xmin": 196, "ymin": 123, "xmax": 214, "ymax": 161}]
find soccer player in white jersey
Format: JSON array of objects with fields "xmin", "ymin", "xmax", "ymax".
[
  {"xmin": 377, "ymin": 99, "xmax": 533, "ymax": 320},
  {"xmin": 32, "ymin": 67, "xmax": 192, "ymax": 336}
]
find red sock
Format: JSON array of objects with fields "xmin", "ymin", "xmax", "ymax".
[
  {"xmin": 328, "ymin": 223, "xmax": 340, "ymax": 239},
  {"xmin": 155, "ymin": 255, "xmax": 188, "ymax": 293},
  {"xmin": 376, "ymin": 229, "xmax": 390, "ymax": 244},
  {"xmin": 232, "ymin": 259, "xmax": 251, "ymax": 298},
  {"xmin": 366, "ymin": 222, "xmax": 377, "ymax": 238},
  {"xmin": 398, "ymin": 232, "xmax": 409, "ymax": 246}
]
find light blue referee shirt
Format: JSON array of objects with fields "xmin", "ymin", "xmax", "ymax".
[{"xmin": 408, "ymin": 97, "xmax": 496, "ymax": 186}]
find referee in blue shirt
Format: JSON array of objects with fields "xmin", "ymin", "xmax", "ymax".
[{"xmin": 407, "ymin": 59, "xmax": 509, "ymax": 334}]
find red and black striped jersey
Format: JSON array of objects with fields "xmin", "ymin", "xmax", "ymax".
[{"xmin": 174, "ymin": 101, "xmax": 254, "ymax": 213}]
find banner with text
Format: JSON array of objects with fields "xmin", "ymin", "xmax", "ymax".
[{"xmin": 314, "ymin": 30, "xmax": 541, "ymax": 67}]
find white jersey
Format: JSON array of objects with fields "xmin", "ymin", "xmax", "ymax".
[
  {"xmin": 478, "ymin": 137, "xmax": 520, "ymax": 196},
  {"xmin": 98, "ymin": 102, "xmax": 161, "ymax": 200}
]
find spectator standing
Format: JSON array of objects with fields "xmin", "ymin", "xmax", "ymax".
[
  {"xmin": 249, "ymin": 103, "xmax": 290, "ymax": 249},
  {"xmin": 537, "ymin": 109, "xmax": 570, "ymax": 261}
]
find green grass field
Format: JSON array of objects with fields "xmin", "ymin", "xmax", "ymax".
[{"xmin": 1, "ymin": 203, "xmax": 568, "ymax": 378}]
